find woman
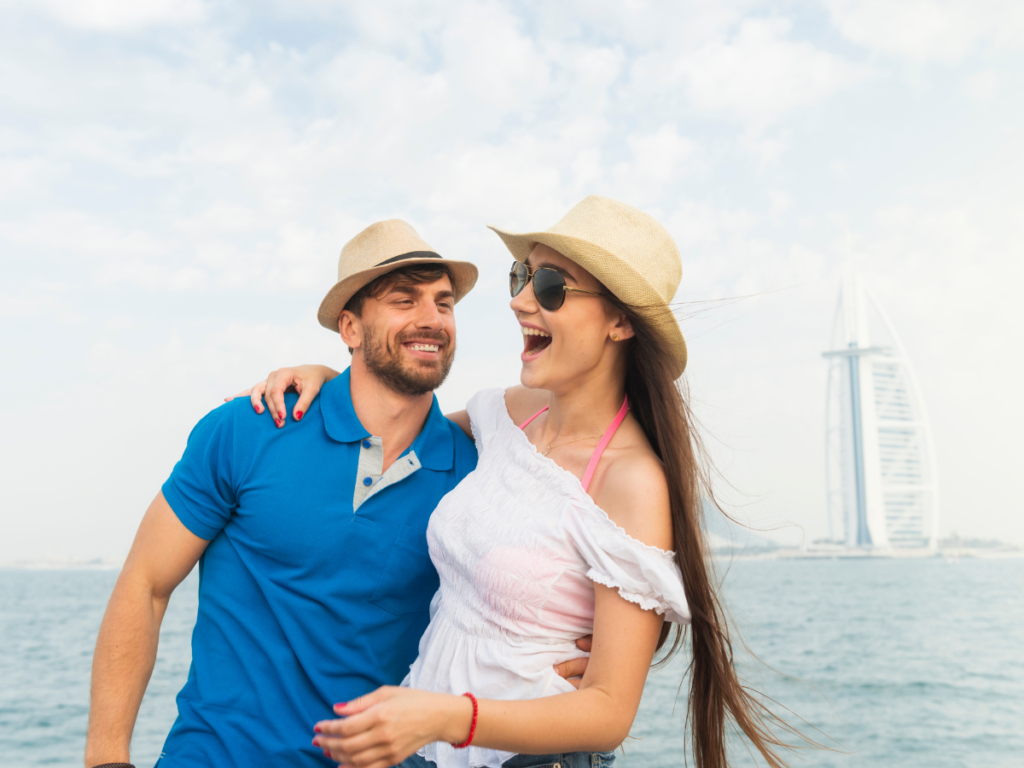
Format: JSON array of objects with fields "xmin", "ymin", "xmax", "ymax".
[{"xmin": 242, "ymin": 196, "xmax": 789, "ymax": 768}]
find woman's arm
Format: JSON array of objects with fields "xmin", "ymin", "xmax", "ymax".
[
  {"xmin": 225, "ymin": 365, "xmax": 340, "ymax": 426},
  {"xmin": 314, "ymin": 588, "xmax": 664, "ymax": 766}
]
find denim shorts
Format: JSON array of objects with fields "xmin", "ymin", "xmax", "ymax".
[{"xmin": 399, "ymin": 750, "xmax": 615, "ymax": 768}]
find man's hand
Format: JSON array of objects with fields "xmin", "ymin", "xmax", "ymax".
[{"xmin": 553, "ymin": 635, "xmax": 593, "ymax": 689}]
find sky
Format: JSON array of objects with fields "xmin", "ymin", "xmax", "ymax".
[{"xmin": 1, "ymin": 0, "xmax": 1022, "ymax": 564}]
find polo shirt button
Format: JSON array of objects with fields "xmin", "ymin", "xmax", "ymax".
[
  {"xmin": 362, "ymin": 440, "xmax": 371, "ymax": 449},
  {"xmin": 363, "ymin": 477, "xmax": 372, "ymax": 486}
]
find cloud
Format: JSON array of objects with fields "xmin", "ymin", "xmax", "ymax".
[
  {"xmin": 825, "ymin": 0, "xmax": 1024, "ymax": 64},
  {"xmin": 24, "ymin": 0, "xmax": 205, "ymax": 30},
  {"xmin": 677, "ymin": 17, "xmax": 866, "ymax": 127}
]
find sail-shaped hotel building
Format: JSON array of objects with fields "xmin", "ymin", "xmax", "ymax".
[{"xmin": 823, "ymin": 268, "xmax": 940, "ymax": 551}]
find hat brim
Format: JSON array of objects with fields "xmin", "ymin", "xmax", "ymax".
[
  {"xmin": 488, "ymin": 225, "xmax": 687, "ymax": 377},
  {"xmin": 317, "ymin": 258, "xmax": 479, "ymax": 332}
]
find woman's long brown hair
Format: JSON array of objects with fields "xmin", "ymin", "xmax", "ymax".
[{"xmin": 611, "ymin": 297, "xmax": 795, "ymax": 768}]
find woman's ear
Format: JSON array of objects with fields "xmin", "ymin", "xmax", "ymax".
[{"xmin": 610, "ymin": 313, "xmax": 635, "ymax": 342}]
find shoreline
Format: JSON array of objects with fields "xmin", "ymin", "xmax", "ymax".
[
  {"xmin": 4, "ymin": 550, "xmax": 1023, "ymax": 570},
  {"xmin": 714, "ymin": 547, "xmax": 1024, "ymax": 561}
]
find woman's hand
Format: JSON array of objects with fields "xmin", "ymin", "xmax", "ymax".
[
  {"xmin": 313, "ymin": 687, "xmax": 472, "ymax": 768},
  {"xmin": 224, "ymin": 365, "xmax": 340, "ymax": 427}
]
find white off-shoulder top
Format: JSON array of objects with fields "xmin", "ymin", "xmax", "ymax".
[{"xmin": 403, "ymin": 388, "xmax": 691, "ymax": 768}]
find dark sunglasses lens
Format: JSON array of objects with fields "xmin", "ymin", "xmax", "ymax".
[
  {"xmin": 509, "ymin": 262, "xmax": 529, "ymax": 297},
  {"xmin": 532, "ymin": 268, "xmax": 566, "ymax": 311}
]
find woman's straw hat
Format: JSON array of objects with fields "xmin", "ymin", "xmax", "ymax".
[
  {"xmin": 488, "ymin": 195, "xmax": 687, "ymax": 377},
  {"xmin": 318, "ymin": 219, "xmax": 479, "ymax": 331}
]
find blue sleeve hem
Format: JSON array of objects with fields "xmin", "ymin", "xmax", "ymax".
[{"xmin": 162, "ymin": 477, "xmax": 220, "ymax": 541}]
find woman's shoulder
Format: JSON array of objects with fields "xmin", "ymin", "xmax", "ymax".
[{"xmin": 591, "ymin": 433, "xmax": 674, "ymax": 553}]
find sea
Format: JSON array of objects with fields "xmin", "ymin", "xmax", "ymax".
[{"xmin": 1, "ymin": 558, "xmax": 1022, "ymax": 767}]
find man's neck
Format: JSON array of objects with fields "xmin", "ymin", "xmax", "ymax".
[{"xmin": 348, "ymin": 359, "xmax": 435, "ymax": 470}]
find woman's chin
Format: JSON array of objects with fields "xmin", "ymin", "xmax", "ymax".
[{"xmin": 518, "ymin": 364, "xmax": 547, "ymax": 390}]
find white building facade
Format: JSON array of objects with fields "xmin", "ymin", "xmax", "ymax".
[{"xmin": 823, "ymin": 268, "xmax": 940, "ymax": 550}]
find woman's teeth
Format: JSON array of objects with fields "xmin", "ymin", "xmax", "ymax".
[
  {"xmin": 408, "ymin": 344, "xmax": 440, "ymax": 352},
  {"xmin": 521, "ymin": 326, "xmax": 552, "ymax": 355}
]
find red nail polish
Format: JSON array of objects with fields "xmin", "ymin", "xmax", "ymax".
[
  {"xmin": 314, "ymin": 725, "xmax": 321, "ymax": 733},
  {"xmin": 334, "ymin": 701, "xmax": 347, "ymax": 708},
  {"xmin": 295, "ymin": 411, "xmax": 303, "ymax": 420},
  {"xmin": 323, "ymin": 750, "xmax": 330, "ymax": 758},
  {"xmin": 279, "ymin": 411, "xmax": 284, "ymax": 419},
  {"xmin": 312, "ymin": 738, "xmax": 319, "ymax": 746}
]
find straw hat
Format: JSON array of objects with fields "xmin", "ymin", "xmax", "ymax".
[
  {"xmin": 318, "ymin": 219, "xmax": 479, "ymax": 331},
  {"xmin": 488, "ymin": 195, "xmax": 687, "ymax": 376}
]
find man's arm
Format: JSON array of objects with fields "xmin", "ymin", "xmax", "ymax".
[{"xmin": 85, "ymin": 492, "xmax": 209, "ymax": 767}]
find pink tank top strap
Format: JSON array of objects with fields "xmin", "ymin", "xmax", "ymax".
[
  {"xmin": 580, "ymin": 396, "xmax": 629, "ymax": 492},
  {"xmin": 518, "ymin": 397, "xmax": 629, "ymax": 492},
  {"xmin": 518, "ymin": 406, "xmax": 549, "ymax": 430}
]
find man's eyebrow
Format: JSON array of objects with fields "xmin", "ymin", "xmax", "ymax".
[
  {"xmin": 434, "ymin": 289, "xmax": 456, "ymax": 301},
  {"xmin": 385, "ymin": 284, "xmax": 422, "ymax": 296}
]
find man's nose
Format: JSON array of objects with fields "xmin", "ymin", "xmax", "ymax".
[{"xmin": 415, "ymin": 301, "xmax": 445, "ymax": 330}]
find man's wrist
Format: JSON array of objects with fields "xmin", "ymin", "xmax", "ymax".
[{"xmin": 84, "ymin": 743, "xmax": 131, "ymax": 768}]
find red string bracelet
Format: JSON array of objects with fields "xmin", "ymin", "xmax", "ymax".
[{"xmin": 451, "ymin": 692, "xmax": 478, "ymax": 749}]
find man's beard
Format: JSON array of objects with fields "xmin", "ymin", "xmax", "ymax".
[{"xmin": 362, "ymin": 325, "xmax": 454, "ymax": 397}]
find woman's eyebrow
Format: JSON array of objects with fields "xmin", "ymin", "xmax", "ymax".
[{"xmin": 534, "ymin": 262, "xmax": 577, "ymax": 282}]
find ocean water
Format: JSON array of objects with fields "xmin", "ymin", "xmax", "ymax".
[{"xmin": 1, "ymin": 559, "xmax": 1021, "ymax": 767}]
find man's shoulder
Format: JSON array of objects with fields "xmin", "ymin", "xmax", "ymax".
[
  {"xmin": 443, "ymin": 413, "xmax": 479, "ymax": 473},
  {"xmin": 191, "ymin": 393, "xmax": 318, "ymax": 442}
]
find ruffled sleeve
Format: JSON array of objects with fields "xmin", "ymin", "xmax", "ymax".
[
  {"xmin": 565, "ymin": 503, "xmax": 692, "ymax": 625},
  {"xmin": 464, "ymin": 388, "xmax": 507, "ymax": 453}
]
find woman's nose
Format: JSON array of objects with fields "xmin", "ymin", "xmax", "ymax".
[{"xmin": 510, "ymin": 278, "xmax": 538, "ymax": 314}]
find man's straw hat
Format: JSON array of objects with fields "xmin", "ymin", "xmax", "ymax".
[
  {"xmin": 318, "ymin": 219, "xmax": 478, "ymax": 331},
  {"xmin": 488, "ymin": 195, "xmax": 687, "ymax": 377}
]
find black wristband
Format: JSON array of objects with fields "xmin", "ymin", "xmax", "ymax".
[{"xmin": 91, "ymin": 763, "xmax": 135, "ymax": 768}]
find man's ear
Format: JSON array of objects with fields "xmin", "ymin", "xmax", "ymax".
[{"xmin": 338, "ymin": 310, "xmax": 363, "ymax": 354}]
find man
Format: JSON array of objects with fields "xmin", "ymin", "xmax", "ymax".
[{"xmin": 86, "ymin": 220, "xmax": 522, "ymax": 767}]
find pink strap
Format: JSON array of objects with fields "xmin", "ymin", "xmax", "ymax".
[
  {"xmin": 581, "ymin": 396, "xmax": 629, "ymax": 492},
  {"xmin": 518, "ymin": 406, "xmax": 548, "ymax": 430},
  {"xmin": 518, "ymin": 397, "xmax": 630, "ymax": 493}
]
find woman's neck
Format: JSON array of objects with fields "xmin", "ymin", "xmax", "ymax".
[{"xmin": 540, "ymin": 366, "xmax": 627, "ymax": 442}]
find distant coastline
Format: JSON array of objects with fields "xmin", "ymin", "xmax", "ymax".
[
  {"xmin": 0, "ymin": 558, "xmax": 123, "ymax": 570},
  {"xmin": 714, "ymin": 533, "xmax": 1022, "ymax": 561}
]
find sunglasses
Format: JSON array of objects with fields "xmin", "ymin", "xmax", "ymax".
[{"xmin": 509, "ymin": 261, "xmax": 605, "ymax": 311}]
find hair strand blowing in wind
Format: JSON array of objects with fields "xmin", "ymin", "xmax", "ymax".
[{"xmin": 611, "ymin": 295, "xmax": 802, "ymax": 768}]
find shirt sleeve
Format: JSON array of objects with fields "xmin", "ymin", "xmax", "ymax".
[
  {"xmin": 566, "ymin": 502, "xmax": 692, "ymax": 625},
  {"xmin": 161, "ymin": 403, "xmax": 246, "ymax": 541},
  {"xmin": 465, "ymin": 388, "xmax": 505, "ymax": 450}
]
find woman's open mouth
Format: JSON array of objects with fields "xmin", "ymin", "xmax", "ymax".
[{"xmin": 521, "ymin": 326, "xmax": 552, "ymax": 360}]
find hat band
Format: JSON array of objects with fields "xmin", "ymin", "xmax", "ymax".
[{"xmin": 375, "ymin": 250, "xmax": 442, "ymax": 267}]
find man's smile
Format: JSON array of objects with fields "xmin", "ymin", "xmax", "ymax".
[{"xmin": 402, "ymin": 339, "xmax": 445, "ymax": 359}]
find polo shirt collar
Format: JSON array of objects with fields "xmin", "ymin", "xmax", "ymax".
[{"xmin": 321, "ymin": 367, "xmax": 454, "ymax": 471}]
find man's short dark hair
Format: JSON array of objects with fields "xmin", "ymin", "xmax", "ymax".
[{"xmin": 344, "ymin": 263, "xmax": 455, "ymax": 318}]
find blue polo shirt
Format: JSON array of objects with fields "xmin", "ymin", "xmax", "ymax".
[{"xmin": 157, "ymin": 369, "xmax": 477, "ymax": 767}]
